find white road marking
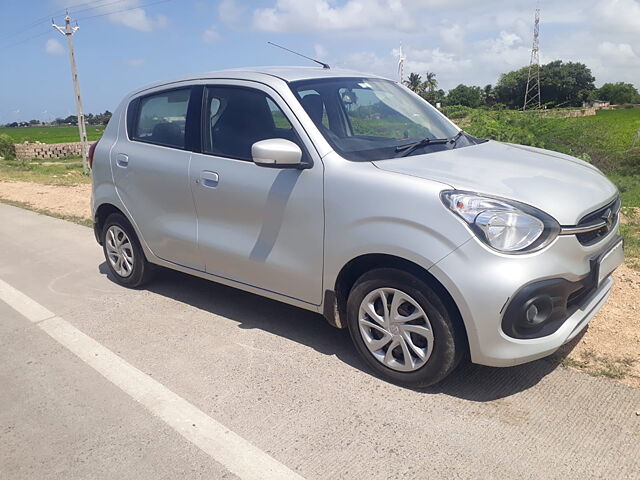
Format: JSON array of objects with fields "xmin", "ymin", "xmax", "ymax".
[
  {"xmin": 0, "ymin": 277, "xmax": 304, "ymax": 480},
  {"xmin": 0, "ymin": 278, "xmax": 55, "ymax": 322}
]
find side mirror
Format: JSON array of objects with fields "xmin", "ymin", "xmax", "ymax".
[{"xmin": 251, "ymin": 138, "xmax": 303, "ymax": 168}]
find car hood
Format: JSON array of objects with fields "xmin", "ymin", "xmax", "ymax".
[{"xmin": 372, "ymin": 140, "xmax": 618, "ymax": 225}]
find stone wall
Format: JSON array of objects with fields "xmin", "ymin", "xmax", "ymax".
[
  {"xmin": 535, "ymin": 107, "xmax": 597, "ymax": 118},
  {"xmin": 14, "ymin": 141, "xmax": 85, "ymax": 160}
]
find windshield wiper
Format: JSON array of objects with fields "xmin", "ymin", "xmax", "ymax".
[
  {"xmin": 450, "ymin": 129, "xmax": 464, "ymax": 147},
  {"xmin": 394, "ymin": 130, "xmax": 465, "ymax": 158}
]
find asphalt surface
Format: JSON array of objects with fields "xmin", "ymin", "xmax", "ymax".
[{"xmin": 1, "ymin": 203, "xmax": 639, "ymax": 479}]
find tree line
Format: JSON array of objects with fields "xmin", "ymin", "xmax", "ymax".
[
  {"xmin": 405, "ymin": 60, "xmax": 640, "ymax": 109},
  {"xmin": 3, "ymin": 111, "xmax": 112, "ymax": 128}
]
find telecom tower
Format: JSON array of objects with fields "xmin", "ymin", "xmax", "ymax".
[{"xmin": 523, "ymin": 8, "xmax": 541, "ymax": 110}]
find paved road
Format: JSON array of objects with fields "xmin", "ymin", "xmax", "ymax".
[{"xmin": 0, "ymin": 203, "xmax": 639, "ymax": 480}]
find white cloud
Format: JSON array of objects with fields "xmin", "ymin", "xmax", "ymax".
[
  {"xmin": 439, "ymin": 24, "xmax": 464, "ymax": 53},
  {"xmin": 45, "ymin": 38, "xmax": 65, "ymax": 55},
  {"xmin": 314, "ymin": 44, "xmax": 328, "ymax": 59},
  {"xmin": 594, "ymin": 0, "xmax": 640, "ymax": 33},
  {"xmin": 125, "ymin": 58, "xmax": 146, "ymax": 66},
  {"xmin": 219, "ymin": 0, "xmax": 247, "ymax": 26},
  {"xmin": 202, "ymin": 26, "xmax": 221, "ymax": 43},
  {"xmin": 252, "ymin": 0, "xmax": 416, "ymax": 32},
  {"xmin": 404, "ymin": 47, "xmax": 473, "ymax": 86},
  {"xmin": 463, "ymin": 31, "xmax": 530, "ymax": 85},
  {"xmin": 339, "ymin": 51, "xmax": 390, "ymax": 75},
  {"xmin": 112, "ymin": 8, "xmax": 168, "ymax": 32},
  {"xmin": 597, "ymin": 42, "xmax": 640, "ymax": 66}
]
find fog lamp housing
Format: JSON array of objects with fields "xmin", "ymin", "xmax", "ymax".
[
  {"xmin": 502, "ymin": 278, "xmax": 591, "ymax": 339},
  {"xmin": 522, "ymin": 295, "xmax": 553, "ymax": 327}
]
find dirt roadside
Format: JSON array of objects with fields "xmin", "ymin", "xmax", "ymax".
[
  {"xmin": 0, "ymin": 181, "xmax": 92, "ymax": 220},
  {"xmin": 1, "ymin": 180, "xmax": 638, "ymax": 387}
]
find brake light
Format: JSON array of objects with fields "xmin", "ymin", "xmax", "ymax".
[{"xmin": 88, "ymin": 141, "xmax": 98, "ymax": 169}]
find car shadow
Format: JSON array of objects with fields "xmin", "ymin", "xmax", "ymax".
[{"xmin": 100, "ymin": 263, "xmax": 583, "ymax": 402}]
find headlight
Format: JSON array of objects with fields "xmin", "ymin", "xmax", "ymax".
[{"xmin": 440, "ymin": 191, "xmax": 560, "ymax": 253}]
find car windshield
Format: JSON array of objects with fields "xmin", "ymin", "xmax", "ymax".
[{"xmin": 290, "ymin": 77, "xmax": 465, "ymax": 161}]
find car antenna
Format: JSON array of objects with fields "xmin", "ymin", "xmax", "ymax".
[{"xmin": 267, "ymin": 41, "xmax": 330, "ymax": 69}]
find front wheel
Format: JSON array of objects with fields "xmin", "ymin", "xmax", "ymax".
[
  {"xmin": 102, "ymin": 213, "xmax": 153, "ymax": 288},
  {"xmin": 346, "ymin": 268, "xmax": 464, "ymax": 387}
]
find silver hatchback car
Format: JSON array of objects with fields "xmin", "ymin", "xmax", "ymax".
[{"xmin": 91, "ymin": 66, "xmax": 624, "ymax": 387}]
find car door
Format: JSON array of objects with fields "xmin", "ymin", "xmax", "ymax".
[
  {"xmin": 111, "ymin": 85, "xmax": 203, "ymax": 270},
  {"xmin": 189, "ymin": 82, "xmax": 324, "ymax": 305}
]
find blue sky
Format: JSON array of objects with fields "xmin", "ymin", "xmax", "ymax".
[{"xmin": 1, "ymin": 0, "xmax": 639, "ymax": 122}]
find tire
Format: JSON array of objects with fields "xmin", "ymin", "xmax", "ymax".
[
  {"xmin": 101, "ymin": 213, "xmax": 153, "ymax": 288},
  {"xmin": 346, "ymin": 268, "xmax": 464, "ymax": 388}
]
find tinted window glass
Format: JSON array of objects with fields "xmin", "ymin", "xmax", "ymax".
[
  {"xmin": 266, "ymin": 98, "xmax": 293, "ymax": 130},
  {"xmin": 133, "ymin": 89, "xmax": 190, "ymax": 149},
  {"xmin": 298, "ymin": 89, "xmax": 329, "ymax": 128},
  {"xmin": 203, "ymin": 87, "xmax": 299, "ymax": 161}
]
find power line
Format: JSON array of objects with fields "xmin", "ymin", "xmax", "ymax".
[
  {"xmin": 0, "ymin": 0, "xmax": 122, "ymax": 42},
  {"xmin": 64, "ymin": 0, "xmax": 124, "ymax": 11},
  {"xmin": 0, "ymin": 30, "xmax": 51, "ymax": 50},
  {"xmin": 0, "ymin": 0, "xmax": 173, "ymax": 52},
  {"xmin": 68, "ymin": 0, "xmax": 129, "ymax": 16},
  {"xmin": 76, "ymin": 0, "xmax": 172, "ymax": 21}
]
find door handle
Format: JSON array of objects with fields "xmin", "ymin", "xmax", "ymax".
[
  {"xmin": 116, "ymin": 153, "xmax": 129, "ymax": 168},
  {"xmin": 200, "ymin": 171, "xmax": 219, "ymax": 188}
]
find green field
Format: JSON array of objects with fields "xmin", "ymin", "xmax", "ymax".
[
  {"xmin": 0, "ymin": 156, "xmax": 88, "ymax": 185},
  {"xmin": 0, "ymin": 125, "xmax": 105, "ymax": 144},
  {"xmin": 458, "ymin": 108, "xmax": 640, "ymax": 174}
]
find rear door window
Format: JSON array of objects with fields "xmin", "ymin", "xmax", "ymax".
[{"xmin": 132, "ymin": 88, "xmax": 191, "ymax": 149}]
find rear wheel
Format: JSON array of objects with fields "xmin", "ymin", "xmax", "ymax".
[
  {"xmin": 346, "ymin": 268, "xmax": 464, "ymax": 387},
  {"xmin": 102, "ymin": 213, "xmax": 153, "ymax": 288}
]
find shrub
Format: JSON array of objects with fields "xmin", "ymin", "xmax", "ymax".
[
  {"xmin": 0, "ymin": 134, "xmax": 16, "ymax": 159},
  {"xmin": 440, "ymin": 105, "xmax": 473, "ymax": 119}
]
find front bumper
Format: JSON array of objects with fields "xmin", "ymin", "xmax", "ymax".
[{"xmin": 428, "ymin": 227, "xmax": 622, "ymax": 367}]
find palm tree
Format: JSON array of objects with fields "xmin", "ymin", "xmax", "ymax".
[
  {"xmin": 424, "ymin": 72, "xmax": 438, "ymax": 93},
  {"xmin": 405, "ymin": 73, "xmax": 423, "ymax": 93}
]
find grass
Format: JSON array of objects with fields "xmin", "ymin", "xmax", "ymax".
[
  {"xmin": 562, "ymin": 350, "xmax": 638, "ymax": 380},
  {"xmin": 0, "ymin": 198, "xmax": 92, "ymax": 227},
  {"xmin": 620, "ymin": 207, "xmax": 640, "ymax": 269},
  {"xmin": 0, "ymin": 156, "xmax": 89, "ymax": 185},
  {"xmin": 0, "ymin": 125, "xmax": 105, "ymax": 144},
  {"xmin": 460, "ymin": 109, "xmax": 640, "ymax": 174}
]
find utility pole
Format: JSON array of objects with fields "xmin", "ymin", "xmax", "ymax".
[
  {"xmin": 397, "ymin": 42, "xmax": 405, "ymax": 84},
  {"xmin": 53, "ymin": 14, "xmax": 89, "ymax": 173},
  {"xmin": 523, "ymin": 7, "xmax": 541, "ymax": 111}
]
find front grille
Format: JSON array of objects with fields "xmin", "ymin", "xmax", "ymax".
[{"xmin": 575, "ymin": 197, "xmax": 620, "ymax": 246}]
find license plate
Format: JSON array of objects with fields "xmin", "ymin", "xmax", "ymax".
[{"xmin": 597, "ymin": 240, "xmax": 624, "ymax": 285}]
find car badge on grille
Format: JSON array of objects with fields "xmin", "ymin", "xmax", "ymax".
[{"xmin": 602, "ymin": 208, "xmax": 613, "ymax": 229}]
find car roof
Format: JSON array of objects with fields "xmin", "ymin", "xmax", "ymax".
[
  {"xmin": 226, "ymin": 66, "xmax": 388, "ymax": 82},
  {"xmin": 129, "ymin": 66, "xmax": 391, "ymax": 96}
]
